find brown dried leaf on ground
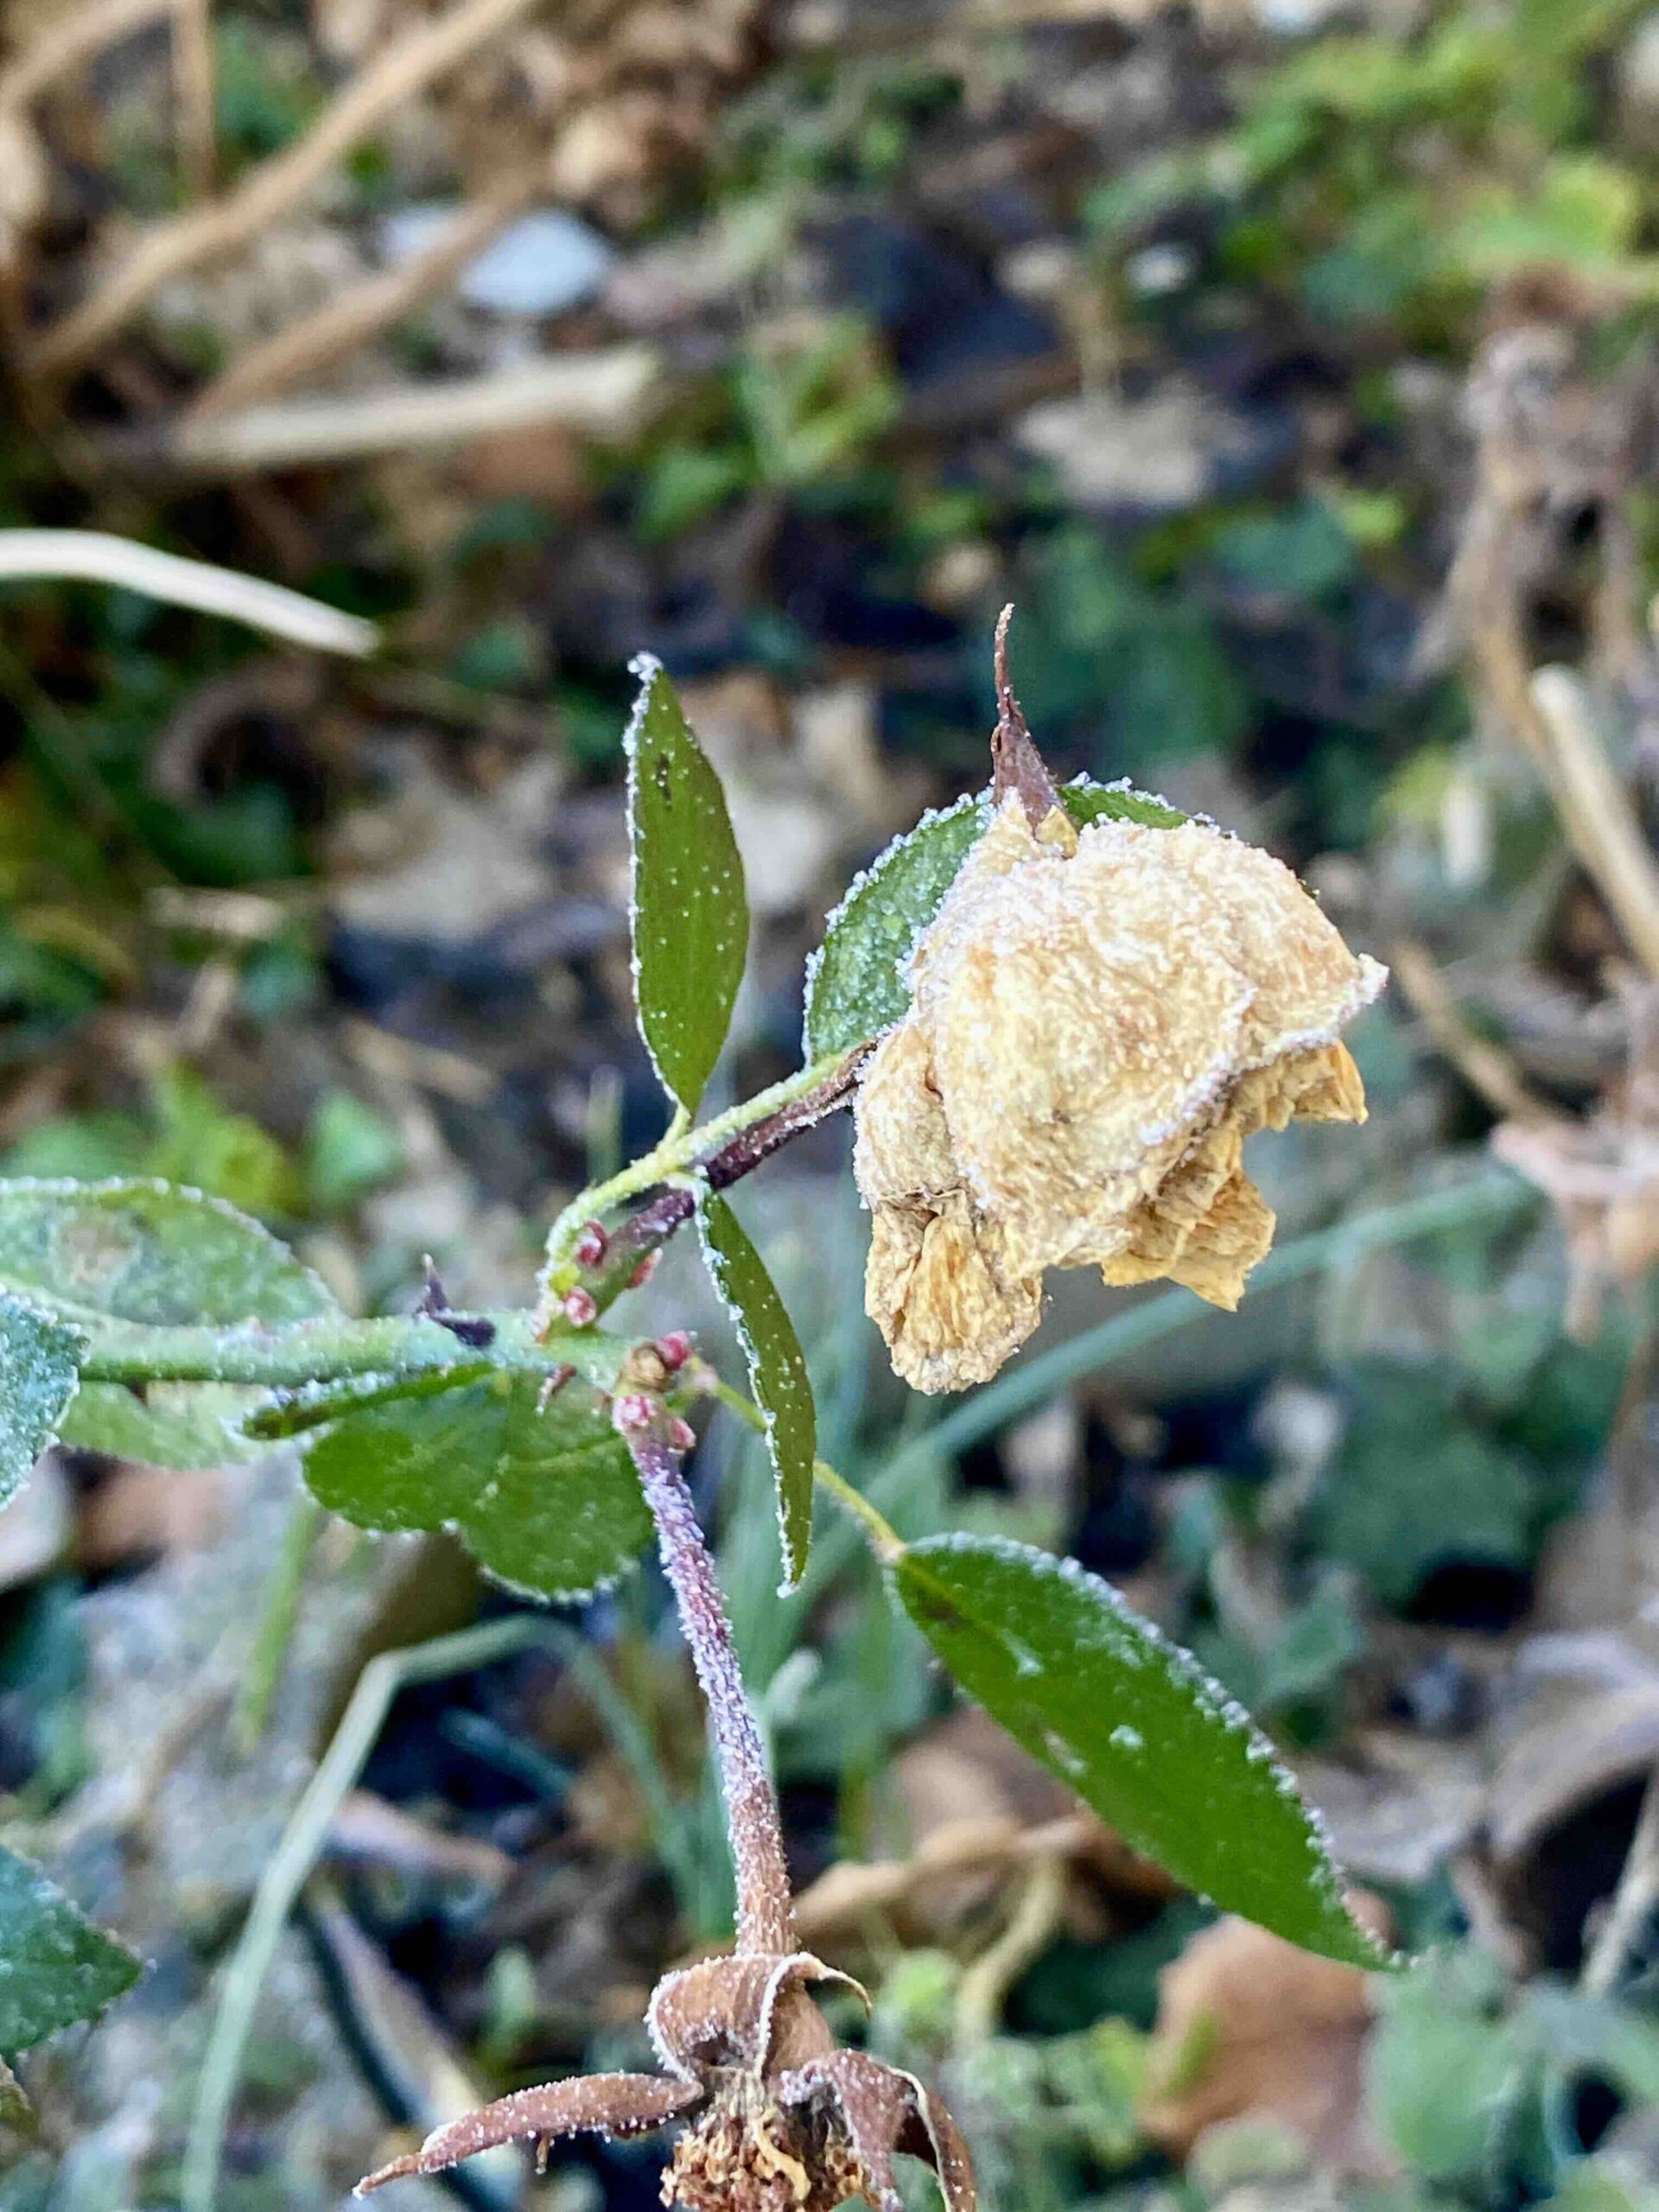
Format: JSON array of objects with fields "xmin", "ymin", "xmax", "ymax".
[{"xmin": 1140, "ymin": 1898, "xmax": 1395, "ymax": 2177}]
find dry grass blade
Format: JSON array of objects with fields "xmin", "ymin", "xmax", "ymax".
[
  {"xmin": 170, "ymin": 0, "xmax": 215, "ymax": 200},
  {"xmin": 1529, "ymin": 666, "xmax": 1659, "ymax": 983},
  {"xmin": 0, "ymin": 0, "xmax": 170, "ymax": 110},
  {"xmin": 189, "ymin": 157, "xmax": 550, "ymax": 419},
  {"xmin": 114, "ymin": 348, "xmax": 661, "ymax": 474},
  {"xmin": 22, "ymin": 0, "xmax": 547, "ymax": 379},
  {"xmin": 0, "ymin": 528, "xmax": 379, "ymax": 653},
  {"xmin": 1389, "ymin": 935, "xmax": 1554, "ymax": 1125}
]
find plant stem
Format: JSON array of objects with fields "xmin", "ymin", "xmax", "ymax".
[
  {"xmin": 232, "ymin": 1489, "xmax": 324, "ymax": 1754},
  {"xmin": 706, "ymin": 1376, "xmax": 903, "ymax": 1561},
  {"xmin": 73, "ymin": 1308, "xmax": 612, "ymax": 1390},
  {"xmin": 540, "ymin": 1049, "xmax": 857, "ymax": 1289},
  {"xmin": 626, "ymin": 1431, "xmax": 796, "ymax": 1957}
]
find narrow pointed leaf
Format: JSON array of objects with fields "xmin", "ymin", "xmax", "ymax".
[
  {"xmin": 302, "ymin": 1371, "xmax": 652, "ymax": 1600},
  {"xmin": 895, "ymin": 1535, "xmax": 1389, "ymax": 1969},
  {"xmin": 804, "ymin": 777, "xmax": 1183, "ymax": 1059},
  {"xmin": 697, "ymin": 1191, "xmax": 816, "ymax": 1586},
  {"xmin": 0, "ymin": 1179, "xmax": 338, "ymax": 1327},
  {"xmin": 0, "ymin": 1841, "xmax": 141, "ymax": 2051},
  {"xmin": 626, "ymin": 658, "xmax": 749, "ymax": 1116},
  {"xmin": 0, "ymin": 1294, "xmax": 85, "ymax": 1508}
]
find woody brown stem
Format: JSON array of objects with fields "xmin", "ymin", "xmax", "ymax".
[
  {"xmin": 990, "ymin": 603, "xmax": 1059, "ymax": 830},
  {"xmin": 626, "ymin": 1432, "xmax": 797, "ymax": 1957},
  {"xmin": 586, "ymin": 1049, "xmax": 869, "ymax": 1313}
]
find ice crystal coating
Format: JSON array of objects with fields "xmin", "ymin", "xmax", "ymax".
[
  {"xmin": 854, "ymin": 799, "xmax": 1386, "ymax": 1390},
  {"xmin": 357, "ymin": 1945, "xmax": 971, "ymax": 2212}
]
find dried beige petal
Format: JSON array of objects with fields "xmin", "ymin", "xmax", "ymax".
[
  {"xmin": 866, "ymin": 1194, "xmax": 1041, "ymax": 1393},
  {"xmin": 855, "ymin": 800, "xmax": 1385, "ymax": 1389}
]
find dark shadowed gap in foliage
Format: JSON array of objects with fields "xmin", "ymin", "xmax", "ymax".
[
  {"xmin": 1568, "ymin": 2074, "xmax": 1623, "ymax": 2157},
  {"xmin": 1071, "ymin": 1476, "xmax": 1158, "ymax": 1580},
  {"xmin": 769, "ymin": 511, "xmax": 963, "ymax": 653},
  {"xmin": 359, "ymin": 1646, "xmax": 567, "ymax": 1815},
  {"xmin": 818, "ymin": 213, "xmax": 1059, "ymax": 391},
  {"xmin": 1514, "ymin": 1774, "xmax": 1651, "ymax": 1977},
  {"xmin": 776, "ymin": 1777, "xmax": 841, "ymax": 1894},
  {"xmin": 1404, "ymin": 1559, "xmax": 1535, "ymax": 1635},
  {"xmin": 1155, "ymin": 1387, "xmax": 1271, "ymax": 1483}
]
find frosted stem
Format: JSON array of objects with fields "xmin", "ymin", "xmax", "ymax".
[
  {"xmin": 539, "ymin": 1048, "xmax": 859, "ymax": 1298},
  {"xmin": 626, "ymin": 1432, "xmax": 795, "ymax": 1956}
]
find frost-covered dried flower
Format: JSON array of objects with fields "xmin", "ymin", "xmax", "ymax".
[
  {"xmin": 855, "ymin": 797, "xmax": 1386, "ymax": 1391},
  {"xmin": 356, "ymin": 1948, "xmax": 974, "ymax": 2212}
]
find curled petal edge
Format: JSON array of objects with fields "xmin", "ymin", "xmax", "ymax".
[
  {"xmin": 646, "ymin": 1949, "xmax": 871, "ymax": 2081},
  {"xmin": 776, "ymin": 2048, "xmax": 977, "ymax": 2212},
  {"xmin": 354, "ymin": 2072, "xmax": 702, "ymax": 2195}
]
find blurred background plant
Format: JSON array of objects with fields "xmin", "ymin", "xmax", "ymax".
[{"xmin": 6, "ymin": 0, "xmax": 1659, "ymax": 2208}]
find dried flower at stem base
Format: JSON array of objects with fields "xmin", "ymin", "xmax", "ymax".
[
  {"xmin": 357, "ymin": 1949, "xmax": 974, "ymax": 2212},
  {"xmin": 855, "ymin": 798, "xmax": 1386, "ymax": 1391}
]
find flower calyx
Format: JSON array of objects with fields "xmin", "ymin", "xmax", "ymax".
[{"xmin": 357, "ymin": 1948, "xmax": 974, "ymax": 2212}]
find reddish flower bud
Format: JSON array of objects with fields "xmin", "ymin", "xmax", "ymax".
[
  {"xmin": 561, "ymin": 1287, "xmax": 599, "ymax": 1327},
  {"xmin": 665, "ymin": 1414, "xmax": 697, "ymax": 1453},
  {"xmin": 629, "ymin": 1251, "xmax": 661, "ymax": 1288},
  {"xmin": 656, "ymin": 1331, "xmax": 694, "ymax": 1373},
  {"xmin": 573, "ymin": 1222, "xmax": 608, "ymax": 1268},
  {"xmin": 612, "ymin": 1391, "xmax": 659, "ymax": 1434}
]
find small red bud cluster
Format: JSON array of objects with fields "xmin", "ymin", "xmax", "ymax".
[
  {"xmin": 562, "ymin": 1287, "xmax": 599, "ymax": 1327},
  {"xmin": 573, "ymin": 1222, "xmax": 608, "ymax": 1268},
  {"xmin": 609, "ymin": 1393, "xmax": 696, "ymax": 1454}
]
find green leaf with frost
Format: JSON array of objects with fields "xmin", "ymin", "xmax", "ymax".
[
  {"xmin": 804, "ymin": 778, "xmax": 1183, "ymax": 1060},
  {"xmin": 626, "ymin": 659, "xmax": 749, "ymax": 1116},
  {"xmin": 243, "ymin": 1365, "xmax": 497, "ymax": 1442},
  {"xmin": 0, "ymin": 1841, "xmax": 141, "ymax": 2053},
  {"xmin": 301, "ymin": 1371, "xmax": 652, "ymax": 1600},
  {"xmin": 0, "ymin": 1179, "xmax": 337, "ymax": 1329},
  {"xmin": 56, "ymin": 1382, "xmax": 269, "ymax": 1468},
  {"xmin": 697, "ymin": 1191, "xmax": 816, "ymax": 1588},
  {"xmin": 895, "ymin": 1534, "xmax": 1389, "ymax": 1969},
  {"xmin": 0, "ymin": 1294, "xmax": 85, "ymax": 1509}
]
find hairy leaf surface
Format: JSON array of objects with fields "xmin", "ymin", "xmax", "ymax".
[
  {"xmin": 0, "ymin": 1179, "xmax": 337, "ymax": 1328},
  {"xmin": 0, "ymin": 1842, "xmax": 141, "ymax": 2052},
  {"xmin": 626, "ymin": 658, "xmax": 749, "ymax": 1116},
  {"xmin": 0, "ymin": 1294, "xmax": 85, "ymax": 1507},
  {"xmin": 698, "ymin": 1192, "xmax": 816, "ymax": 1587},
  {"xmin": 302, "ymin": 1372, "xmax": 652, "ymax": 1599},
  {"xmin": 896, "ymin": 1534, "xmax": 1389, "ymax": 1969}
]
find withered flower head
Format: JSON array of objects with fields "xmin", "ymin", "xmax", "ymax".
[
  {"xmin": 855, "ymin": 786, "xmax": 1386, "ymax": 1392},
  {"xmin": 356, "ymin": 1948, "xmax": 973, "ymax": 2212}
]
